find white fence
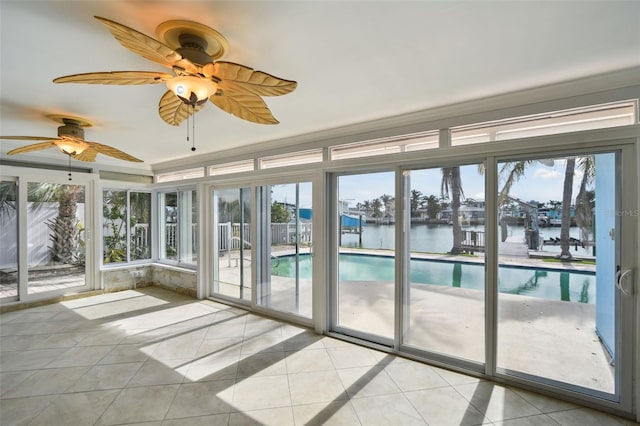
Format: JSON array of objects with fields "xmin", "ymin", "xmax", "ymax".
[
  {"xmin": 218, "ymin": 222, "xmax": 312, "ymax": 252},
  {"xmin": 1, "ymin": 212, "xmax": 312, "ymax": 269},
  {"xmin": 0, "ymin": 203, "xmax": 85, "ymax": 268}
]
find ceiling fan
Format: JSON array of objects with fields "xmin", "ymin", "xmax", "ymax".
[
  {"xmin": 53, "ymin": 16, "xmax": 298, "ymax": 128},
  {"xmin": 1, "ymin": 114, "xmax": 142, "ymax": 168}
]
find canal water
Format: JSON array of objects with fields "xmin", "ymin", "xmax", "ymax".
[{"xmin": 340, "ymin": 224, "xmax": 593, "ymax": 257}]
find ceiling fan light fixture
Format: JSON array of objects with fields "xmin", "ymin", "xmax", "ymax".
[
  {"xmin": 55, "ymin": 139, "xmax": 89, "ymax": 155},
  {"xmin": 166, "ymin": 76, "xmax": 217, "ymax": 105}
]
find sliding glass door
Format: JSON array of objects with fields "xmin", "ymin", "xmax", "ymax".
[
  {"xmin": 402, "ymin": 164, "xmax": 486, "ymax": 365},
  {"xmin": 495, "ymin": 150, "xmax": 634, "ymax": 408},
  {"xmin": 256, "ymin": 181, "xmax": 313, "ymax": 318},
  {"xmin": 328, "ymin": 146, "xmax": 634, "ymax": 413},
  {"xmin": 334, "ymin": 171, "xmax": 395, "ymax": 342},
  {"xmin": 212, "ymin": 186, "xmax": 252, "ymax": 302},
  {"xmin": 0, "ymin": 179, "xmax": 18, "ymax": 301},
  {"xmin": 26, "ymin": 181, "xmax": 88, "ymax": 295}
]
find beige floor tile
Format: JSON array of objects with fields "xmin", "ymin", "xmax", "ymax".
[
  {"xmin": 0, "ymin": 394, "xmax": 57, "ymax": 426},
  {"xmin": 229, "ymin": 406, "xmax": 295, "ymax": 426},
  {"xmin": 510, "ymin": 388, "xmax": 579, "ymax": 413},
  {"xmin": 228, "ymin": 375, "xmax": 292, "ymax": 411},
  {"xmin": 288, "ymin": 370, "xmax": 348, "ymax": 405},
  {"xmin": 236, "ymin": 351, "xmax": 287, "ymax": 378},
  {"xmin": 149, "ymin": 328, "xmax": 207, "ymax": 360},
  {"xmin": 0, "ymin": 370, "xmax": 35, "ymax": 397},
  {"xmin": 31, "ymin": 331, "xmax": 95, "ymax": 349},
  {"xmin": 282, "ymin": 329, "xmax": 326, "ymax": 351},
  {"xmin": 350, "ymin": 393, "xmax": 426, "ymax": 425},
  {"xmin": 405, "ymin": 387, "xmax": 489, "ymax": 426},
  {"xmin": 162, "ymin": 414, "xmax": 230, "ymax": 425},
  {"xmin": 27, "ymin": 389, "xmax": 120, "ymax": 426},
  {"xmin": 455, "ymin": 382, "xmax": 542, "ymax": 422},
  {"xmin": 181, "ymin": 353, "xmax": 239, "ymax": 382},
  {"xmin": 67, "ymin": 362, "xmax": 143, "ymax": 391},
  {"xmin": 45, "ymin": 345, "xmax": 114, "ymax": 368},
  {"xmin": 205, "ymin": 318, "xmax": 247, "ymax": 340},
  {"xmin": 327, "ymin": 346, "xmax": 379, "ymax": 369},
  {"xmin": 292, "ymin": 400, "xmax": 362, "ymax": 426},
  {"xmin": 127, "ymin": 359, "xmax": 187, "ymax": 387},
  {"xmin": 99, "ymin": 343, "xmax": 153, "ymax": 364},
  {"xmin": 98, "ymin": 384, "xmax": 180, "ymax": 425},
  {"xmin": 165, "ymin": 380, "xmax": 234, "ymax": 419},
  {"xmin": 284, "ymin": 348, "xmax": 334, "ymax": 374},
  {"xmin": 432, "ymin": 366, "xmax": 483, "ymax": 386},
  {"xmin": 494, "ymin": 414, "xmax": 561, "ymax": 425},
  {"xmin": 243, "ymin": 321, "xmax": 282, "ymax": 340},
  {"xmin": 240, "ymin": 333, "xmax": 286, "ymax": 355},
  {"xmin": 384, "ymin": 359, "xmax": 449, "ymax": 391},
  {"xmin": 0, "ymin": 348, "xmax": 67, "ymax": 372},
  {"xmin": 0, "ymin": 335, "xmax": 44, "ymax": 352},
  {"xmin": 547, "ymin": 407, "xmax": 634, "ymax": 426},
  {"xmin": 196, "ymin": 336, "xmax": 244, "ymax": 358},
  {"xmin": 337, "ymin": 365, "xmax": 401, "ymax": 399},
  {"xmin": 0, "ymin": 287, "xmax": 632, "ymax": 426},
  {"xmin": 2, "ymin": 366, "xmax": 90, "ymax": 398}
]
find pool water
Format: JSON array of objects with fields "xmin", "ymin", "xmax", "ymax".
[{"xmin": 271, "ymin": 253, "xmax": 595, "ymax": 304}]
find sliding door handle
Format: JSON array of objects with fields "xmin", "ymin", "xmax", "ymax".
[{"xmin": 616, "ymin": 269, "xmax": 633, "ymax": 296}]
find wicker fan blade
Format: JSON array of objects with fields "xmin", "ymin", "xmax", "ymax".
[
  {"xmin": 158, "ymin": 90, "xmax": 206, "ymax": 126},
  {"xmin": 1, "ymin": 135, "xmax": 57, "ymax": 141},
  {"xmin": 213, "ymin": 61, "xmax": 297, "ymax": 96},
  {"xmin": 77, "ymin": 141, "xmax": 143, "ymax": 162},
  {"xmin": 54, "ymin": 71, "xmax": 173, "ymax": 85},
  {"xmin": 209, "ymin": 89, "xmax": 279, "ymax": 124},
  {"xmin": 94, "ymin": 16, "xmax": 197, "ymax": 73},
  {"xmin": 6, "ymin": 141, "xmax": 57, "ymax": 155},
  {"xmin": 72, "ymin": 149, "xmax": 98, "ymax": 162}
]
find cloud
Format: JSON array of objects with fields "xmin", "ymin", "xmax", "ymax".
[{"xmin": 533, "ymin": 168, "xmax": 562, "ymax": 179}]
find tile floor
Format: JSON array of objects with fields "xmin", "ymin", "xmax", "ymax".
[{"xmin": 0, "ymin": 286, "xmax": 637, "ymax": 426}]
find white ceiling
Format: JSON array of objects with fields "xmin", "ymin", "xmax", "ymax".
[{"xmin": 1, "ymin": 1, "xmax": 639, "ymax": 173}]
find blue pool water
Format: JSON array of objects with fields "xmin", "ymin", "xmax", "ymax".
[{"xmin": 271, "ymin": 253, "xmax": 595, "ymax": 304}]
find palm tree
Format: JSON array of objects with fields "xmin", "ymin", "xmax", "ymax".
[
  {"xmin": 28, "ymin": 182, "xmax": 84, "ymax": 265},
  {"xmin": 575, "ymin": 156, "xmax": 595, "ymax": 243},
  {"xmin": 558, "ymin": 157, "xmax": 576, "ymax": 259},
  {"xmin": 379, "ymin": 194, "xmax": 394, "ymax": 218},
  {"xmin": 441, "ymin": 167, "xmax": 463, "ymax": 254},
  {"xmin": 498, "ymin": 160, "xmax": 537, "ymax": 206},
  {"xmin": 410, "ymin": 189, "xmax": 424, "ymax": 218},
  {"xmin": 371, "ymin": 198, "xmax": 383, "ymax": 221}
]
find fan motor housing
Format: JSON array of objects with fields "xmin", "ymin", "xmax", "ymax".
[
  {"xmin": 176, "ymin": 34, "xmax": 212, "ymax": 66},
  {"xmin": 58, "ymin": 124, "xmax": 84, "ymax": 140}
]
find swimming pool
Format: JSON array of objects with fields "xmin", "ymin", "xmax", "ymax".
[{"xmin": 271, "ymin": 253, "xmax": 595, "ymax": 304}]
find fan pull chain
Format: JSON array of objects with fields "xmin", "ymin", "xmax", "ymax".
[
  {"xmin": 191, "ymin": 104, "xmax": 196, "ymax": 152},
  {"xmin": 186, "ymin": 111, "xmax": 190, "ymax": 150},
  {"xmin": 68, "ymin": 155, "xmax": 72, "ymax": 181}
]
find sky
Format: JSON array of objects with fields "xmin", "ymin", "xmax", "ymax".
[{"xmin": 269, "ymin": 154, "xmax": 612, "ymax": 209}]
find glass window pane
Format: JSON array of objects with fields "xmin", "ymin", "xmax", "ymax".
[
  {"xmin": 260, "ymin": 151, "xmax": 323, "ymax": 169},
  {"xmin": 103, "ymin": 190, "xmax": 127, "ymax": 264},
  {"xmin": 451, "ymin": 101, "xmax": 636, "ymax": 146},
  {"xmin": 403, "ymin": 165, "xmax": 485, "ymax": 364},
  {"xmin": 258, "ymin": 182, "xmax": 313, "ymax": 317},
  {"xmin": 179, "ymin": 189, "xmax": 197, "ymax": 265},
  {"xmin": 208, "ymin": 160, "xmax": 254, "ymax": 176},
  {"xmin": 160, "ymin": 192, "xmax": 178, "ymax": 260},
  {"xmin": 130, "ymin": 192, "xmax": 151, "ymax": 261},
  {"xmin": 337, "ymin": 171, "xmax": 394, "ymax": 339},
  {"xmin": 496, "ymin": 154, "xmax": 616, "ymax": 395},
  {"xmin": 0, "ymin": 180, "xmax": 18, "ymax": 300},
  {"xmin": 27, "ymin": 182, "xmax": 86, "ymax": 295},
  {"xmin": 213, "ymin": 187, "xmax": 251, "ymax": 301}
]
